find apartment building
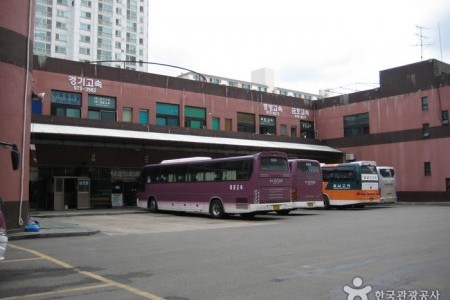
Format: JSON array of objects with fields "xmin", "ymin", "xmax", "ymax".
[
  {"xmin": 33, "ymin": 0, "xmax": 148, "ymax": 71},
  {"xmin": 179, "ymin": 68, "xmax": 320, "ymax": 101}
]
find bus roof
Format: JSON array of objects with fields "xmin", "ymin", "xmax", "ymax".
[
  {"xmin": 321, "ymin": 160, "xmax": 377, "ymax": 168},
  {"xmin": 289, "ymin": 158, "xmax": 320, "ymax": 163},
  {"xmin": 161, "ymin": 157, "xmax": 211, "ymax": 164},
  {"xmin": 144, "ymin": 151, "xmax": 288, "ymax": 168}
]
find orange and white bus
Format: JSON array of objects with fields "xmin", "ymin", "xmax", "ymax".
[{"xmin": 321, "ymin": 161, "xmax": 380, "ymax": 208}]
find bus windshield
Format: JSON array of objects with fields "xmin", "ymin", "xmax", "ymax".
[
  {"xmin": 260, "ymin": 157, "xmax": 289, "ymax": 171},
  {"xmin": 361, "ymin": 165, "xmax": 377, "ymax": 175},
  {"xmin": 297, "ymin": 161, "xmax": 321, "ymax": 176}
]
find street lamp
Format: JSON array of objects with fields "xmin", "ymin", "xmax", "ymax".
[{"xmin": 0, "ymin": 142, "xmax": 20, "ymax": 170}]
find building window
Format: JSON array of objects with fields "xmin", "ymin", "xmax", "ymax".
[
  {"xmin": 55, "ymin": 33, "xmax": 67, "ymax": 42},
  {"xmin": 442, "ymin": 110, "xmax": 449, "ymax": 125},
  {"xmin": 237, "ymin": 112, "xmax": 255, "ymax": 133},
  {"xmin": 184, "ymin": 106, "xmax": 206, "ymax": 129},
  {"xmin": 344, "ymin": 112, "xmax": 369, "ymax": 137},
  {"xmin": 424, "ymin": 162, "xmax": 431, "ymax": 176},
  {"xmin": 56, "ymin": 21, "xmax": 67, "ymax": 30},
  {"xmin": 80, "ymin": 35, "xmax": 90, "ymax": 43},
  {"xmin": 80, "ymin": 11, "xmax": 91, "ymax": 19},
  {"xmin": 122, "ymin": 107, "xmax": 132, "ymax": 122},
  {"xmin": 301, "ymin": 121, "xmax": 315, "ymax": 138},
  {"xmin": 156, "ymin": 103, "xmax": 179, "ymax": 126},
  {"xmin": 242, "ymin": 83, "xmax": 251, "ymax": 90},
  {"xmin": 81, "ymin": 0, "xmax": 91, "ymax": 8},
  {"xmin": 51, "ymin": 90, "xmax": 81, "ymax": 118},
  {"xmin": 421, "ymin": 96, "xmax": 428, "ymax": 111},
  {"xmin": 87, "ymin": 95, "xmax": 116, "ymax": 121},
  {"xmin": 280, "ymin": 125, "xmax": 287, "ymax": 136},
  {"xmin": 423, "ymin": 123, "xmax": 430, "ymax": 138},
  {"xmin": 259, "ymin": 116, "xmax": 276, "ymax": 135},
  {"xmin": 139, "ymin": 109, "xmax": 149, "ymax": 124},
  {"xmin": 225, "ymin": 118, "xmax": 232, "ymax": 132},
  {"xmin": 291, "ymin": 126, "xmax": 297, "ymax": 137},
  {"xmin": 80, "ymin": 23, "xmax": 91, "ymax": 31},
  {"xmin": 79, "ymin": 47, "xmax": 90, "ymax": 55},
  {"xmin": 212, "ymin": 118, "xmax": 220, "ymax": 130},
  {"xmin": 258, "ymin": 86, "xmax": 267, "ymax": 92},
  {"xmin": 55, "ymin": 46, "xmax": 66, "ymax": 54}
]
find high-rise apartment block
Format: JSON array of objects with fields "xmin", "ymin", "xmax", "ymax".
[{"xmin": 33, "ymin": 0, "xmax": 148, "ymax": 72}]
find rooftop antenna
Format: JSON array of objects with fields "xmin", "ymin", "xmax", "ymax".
[{"xmin": 415, "ymin": 25, "xmax": 432, "ymax": 60}]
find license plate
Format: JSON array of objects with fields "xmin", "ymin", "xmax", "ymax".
[
  {"xmin": 307, "ymin": 202, "xmax": 314, "ymax": 208},
  {"xmin": 273, "ymin": 205, "xmax": 280, "ymax": 211}
]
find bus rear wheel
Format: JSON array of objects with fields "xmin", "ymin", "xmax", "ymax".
[
  {"xmin": 210, "ymin": 199, "xmax": 225, "ymax": 219},
  {"xmin": 323, "ymin": 195, "xmax": 331, "ymax": 210},
  {"xmin": 275, "ymin": 209, "xmax": 291, "ymax": 215},
  {"xmin": 148, "ymin": 198, "xmax": 158, "ymax": 213}
]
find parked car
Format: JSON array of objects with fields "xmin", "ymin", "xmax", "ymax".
[{"xmin": 0, "ymin": 197, "xmax": 7, "ymax": 260}]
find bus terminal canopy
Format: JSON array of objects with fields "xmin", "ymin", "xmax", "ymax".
[{"xmin": 31, "ymin": 123, "xmax": 342, "ymax": 154}]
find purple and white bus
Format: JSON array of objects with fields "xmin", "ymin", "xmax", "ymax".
[
  {"xmin": 136, "ymin": 152, "xmax": 293, "ymax": 218},
  {"xmin": 289, "ymin": 159, "xmax": 324, "ymax": 209}
]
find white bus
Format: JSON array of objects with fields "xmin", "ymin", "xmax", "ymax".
[{"xmin": 376, "ymin": 166, "xmax": 397, "ymax": 204}]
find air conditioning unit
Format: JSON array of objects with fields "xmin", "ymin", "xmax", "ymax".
[{"xmin": 345, "ymin": 153, "xmax": 355, "ymax": 161}]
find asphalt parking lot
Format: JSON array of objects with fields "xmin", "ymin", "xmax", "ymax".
[{"xmin": 1, "ymin": 204, "xmax": 449, "ymax": 300}]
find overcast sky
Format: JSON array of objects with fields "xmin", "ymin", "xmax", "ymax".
[{"xmin": 148, "ymin": 0, "xmax": 450, "ymax": 95}]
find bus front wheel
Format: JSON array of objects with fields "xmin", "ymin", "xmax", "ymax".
[
  {"xmin": 210, "ymin": 199, "xmax": 225, "ymax": 219},
  {"xmin": 148, "ymin": 198, "xmax": 158, "ymax": 213}
]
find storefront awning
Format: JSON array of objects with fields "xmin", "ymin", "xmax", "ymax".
[{"xmin": 31, "ymin": 123, "xmax": 341, "ymax": 154}]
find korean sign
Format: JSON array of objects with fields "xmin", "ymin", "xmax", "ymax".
[{"xmin": 68, "ymin": 76, "xmax": 103, "ymax": 93}]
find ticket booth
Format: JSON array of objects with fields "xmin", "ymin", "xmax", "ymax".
[{"xmin": 53, "ymin": 176, "xmax": 90, "ymax": 210}]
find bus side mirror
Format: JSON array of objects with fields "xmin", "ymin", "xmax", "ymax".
[{"xmin": 11, "ymin": 144, "xmax": 20, "ymax": 170}]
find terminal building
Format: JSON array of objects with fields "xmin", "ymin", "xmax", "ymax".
[
  {"xmin": 1, "ymin": 1, "xmax": 449, "ymax": 232},
  {"xmin": 27, "ymin": 56, "xmax": 450, "ymax": 217},
  {"xmin": 29, "ymin": 56, "xmax": 341, "ymax": 213}
]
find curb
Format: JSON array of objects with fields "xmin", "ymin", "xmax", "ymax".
[
  {"xmin": 397, "ymin": 202, "xmax": 450, "ymax": 206},
  {"xmin": 8, "ymin": 229, "xmax": 100, "ymax": 241}
]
